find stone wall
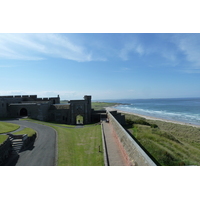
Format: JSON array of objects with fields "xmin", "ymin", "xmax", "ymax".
[
  {"xmin": 0, "ymin": 137, "xmax": 12, "ymax": 165},
  {"xmin": 69, "ymin": 95, "xmax": 92, "ymax": 124},
  {"xmin": 0, "ymin": 95, "xmax": 60, "ymax": 103},
  {"xmin": 0, "ymin": 94, "xmax": 92, "ymax": 125},
  {"xmin": 0, "ymin": 99, "xmax": 8, "ymax": 118},
  {"xmin": 107, "ymin": 111, "xmax": 157, "ymax": 166}
]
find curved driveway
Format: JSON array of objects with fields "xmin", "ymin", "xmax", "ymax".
[{"xmin": 4, "ymin": 120, "xmax": 57, "ymax": 166}]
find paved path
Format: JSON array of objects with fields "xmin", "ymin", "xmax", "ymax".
[
  {"xmin": 102, "ymin": 120, "xmax": 128, "ymax": 166},
  {"xmin": 3, "ymin": 120, "xmax": 57, "ymax": 166}
]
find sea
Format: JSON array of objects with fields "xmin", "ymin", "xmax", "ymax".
[{"xmin": 104, "ymin": 98, "xmax": 200, "ymax": 126}]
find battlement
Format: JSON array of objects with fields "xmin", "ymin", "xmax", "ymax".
[
  {"xmin": 0, "ymin": 95, "xmax": 37, "ymax": 99},
  {"xmin": 0, "ymin": 95, "xmax": 60, "ymax": 102},
  {"xmin": 0, "ymin": 94, "xmax": 92, "ymax": 125}
]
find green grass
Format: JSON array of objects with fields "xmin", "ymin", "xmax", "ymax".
[
  {"xmin": 20, "ymin": 118, "xmax": 75, "ymax": 128},
  {"xmin": 0, "ymin": 135, "xmax": 8, "ymax": 144},
  {"xmin": 13, "ymin": 128, "xmax": 36, "ymax": 137},
  {"xmin": 20, "ymin": 119, "xmax": 104, "ymax": 166},
  {"xmin": 124, "ymin": 114, "xmax": 200, "ymax": 166},
  {"xmin": 92, "ymin": 102, "xmax": 121, "ymax": 110},
  {"xmin": 0, "ymin": 122, "xmax": 20, "ymax": 134},
  {"xmin": 55, "ymin": 125, "xmax": 104, "ymax": 166}
]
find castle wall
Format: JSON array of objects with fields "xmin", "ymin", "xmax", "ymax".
[
  {"xmin": 0, "ymin": 95, "xmax": 91, "ymax": 125},
  {"xmin": 49, "ymin": 108, "xmax": 70, "ymax": 123},
  {"xmin": 8, "ymin": 104, "xmax": 39, "ymax": 118},
  {"xmin": 0, "ymin": 99, "xmax": 8, "ymax": 118},
  {"xmin": 107, "ymin": 110, "xmax": 157, "ymax": 166},
  {"xmin": 68, "ymin": 95, "xmax": 92, "ymax": 124},
  {"xmin": 0, "ymin": 95, "xmax": 60, "ymax": 104}
]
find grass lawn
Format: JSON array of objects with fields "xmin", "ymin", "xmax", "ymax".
[
  {"xmin": 0, "ymin": 122, "xmax": 20, "ymax": 134},
  {"xmin": 20, "ymin": 119, "xmax": 104, "ymax": 166},
  {"xmin": 13, "ymin": 128, "xmax": 36, "ymax": 137},
  {"xmin": 21, "ymin": 118, "xmax": 75, "ymax": 128},
  {"xmin": 55, "ymin": 125, "xmax": 104, "ymax": 166},
  {"xmin": 0, "ymin": 135, "xmax": 8, "ymax": 144},
  {"xmin": 124, "ymin": 113, "xmax": 200, "ymax": 166}
]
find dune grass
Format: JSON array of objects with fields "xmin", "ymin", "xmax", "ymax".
[
  {"xmin": 92, "ymin": 102, "xmax": 120, "ymax": 110},
  {"xmin": 124, "ymin": 114, "xmax": 200, "ymax": 166},
  {"xmin": 0, "ymin": 122, "xmax": 20, "ymax": 134}
]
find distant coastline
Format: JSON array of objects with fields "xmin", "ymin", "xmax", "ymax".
[{"xmin": 106, "ymin": 106, "xmax": 200, "ymax": 128}]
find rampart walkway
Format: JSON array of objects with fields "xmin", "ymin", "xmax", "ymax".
[{"xmin": 102, "ymin": 120, "xmax": 128, "ymax": 166}]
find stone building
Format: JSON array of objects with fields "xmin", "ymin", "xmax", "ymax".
[
  {"xmin": 0, "ymin": 94, "xmax": 125, "ymax": 125},
  {"xmin": 0, "ymin": 95, "xmax": 93, "ymax": 124}
]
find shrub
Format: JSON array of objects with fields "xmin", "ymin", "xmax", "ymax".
[
  {"xmin": 135, "ymin": 119, "xmax": 151, "ymax": 126},
  {"xmin": 150, "ymin": 124, "xmax": 158, "ymax": 128},
  {"xmin": 126, "ymin": 119, "xmax": 134, "ymax": 126}
]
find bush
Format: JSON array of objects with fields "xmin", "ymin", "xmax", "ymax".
[
  {"xmin": 135, "ymin": 119, "xmax": 151, "ymax": 126},
  {"xmin": 150, "ymin": 124, "xmax": 158, "ymax": 128},
  {"xmin": 126, "ymin": 119, "xmax": 134, "ymax": 126}
]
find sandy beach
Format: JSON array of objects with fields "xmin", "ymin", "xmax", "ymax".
[{"xmin": 106, "ymin": 106, "xmax": 200, "ymax": 128}]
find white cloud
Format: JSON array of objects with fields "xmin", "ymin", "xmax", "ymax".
[
  {"xmin": 172, "ymin": 34, "xmax": 200, "ymax": 68},
  {"xmin": 119, "ymin": 34, "xmax": 177, "ymax": 63},
  {"xmin": 0, "ymin": 65, "xmax": 14, "ymax": 68},
  {"xmin": 0, "ymin": 90, "xmax": 86, "ymax": 100},
  {"xmin": 0, "ymin": 33, "xmax": 96, "ymax": 62},
  {"xmin": 119, "ymin": 38, "xmax": 144, "ymax": 60}
]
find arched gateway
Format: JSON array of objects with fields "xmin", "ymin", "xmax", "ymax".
[
  {"xmin": 1, "ymin": 94, "xmax": 106, "ymax": 124},
  {"xmin": 20, "ymin": 108, "xmax": 28, "ymax": 116},
  {"xmin": 69, "ymin": 96, "xmax": 92, "ymax": 125}
]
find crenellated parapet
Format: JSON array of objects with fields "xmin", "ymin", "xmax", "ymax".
[{"xmin": 0, "ymin": 95, "xmax": 60, "ymax": 103}]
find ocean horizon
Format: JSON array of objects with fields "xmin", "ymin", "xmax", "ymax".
[{"xmin": 102, "ymin": 97, "xmax": 200, "ymax": 126}]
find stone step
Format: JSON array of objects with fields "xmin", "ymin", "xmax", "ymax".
[
  {"xmin": 11, "ymin": 139, "xmax": 24, "ymax": 153},
  {"xmin": 12, "ymin": 139, "xmax": 23, "ymax": 143}
]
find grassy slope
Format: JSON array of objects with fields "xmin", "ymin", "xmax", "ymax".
[
  {"xmin": 92, "ymin": 102, "xmax": 120, "ymax": 110},
  {"xmin": 124, "ymin": 113, "xmax": 200, "ymax": 166},
  {"xmin": 0, "ymin": 122, "xmax": 19, "ymax": 134}
]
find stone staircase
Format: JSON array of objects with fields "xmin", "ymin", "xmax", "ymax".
[{"xmin": 8, "ymin": 134, "xmax": 27, "ymax": 154}]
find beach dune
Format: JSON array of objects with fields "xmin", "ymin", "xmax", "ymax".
[{"xmin": 106, "ymin": 106, "xmax": 200, "ymax": 128}]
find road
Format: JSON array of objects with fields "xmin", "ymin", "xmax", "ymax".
[{"xmin": 3, "ymin": 119, "xmax": 57, "ymax": 166}]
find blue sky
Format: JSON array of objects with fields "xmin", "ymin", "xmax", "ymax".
[{"xmin": 0, "ymin": 33, "xmax": 200, "ymax": 100}]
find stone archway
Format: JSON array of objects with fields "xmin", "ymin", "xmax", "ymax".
[
  {"xmin": 20, "ymin": 108, "xmax": 28, "ymax": 116},
  {"xmin": 76, "ymin": 115, "xmax": 84, "ymax": 125}
]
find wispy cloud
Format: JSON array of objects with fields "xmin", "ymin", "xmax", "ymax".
[
  {"xmin": 118, "ymin": 34, "xmax": 178, "ymax": 63},
  {"xmin": 0, "ymin": 33, "xmax": 97, "ymax": 62},
  {"xmin": 0, "ymin": 65, "xmax": 15, "ymax": 68},
  {"xmin": 0, "ymin": 89, "xmax": 85, "ymax": 100},
  {"xmin": 180, "ymin": 69, "xmax": 200, "ymax": 74},
  {"xmin": 172, "ymin": 34, "xmax": 200, "ymax": 68},
  {"xmin": 119, "ymin": 36, "xmax": 145, "ymax": 60},
  {"xmin": 118, "ymin": 33, "xmax": 200, "ymax": 73}
]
